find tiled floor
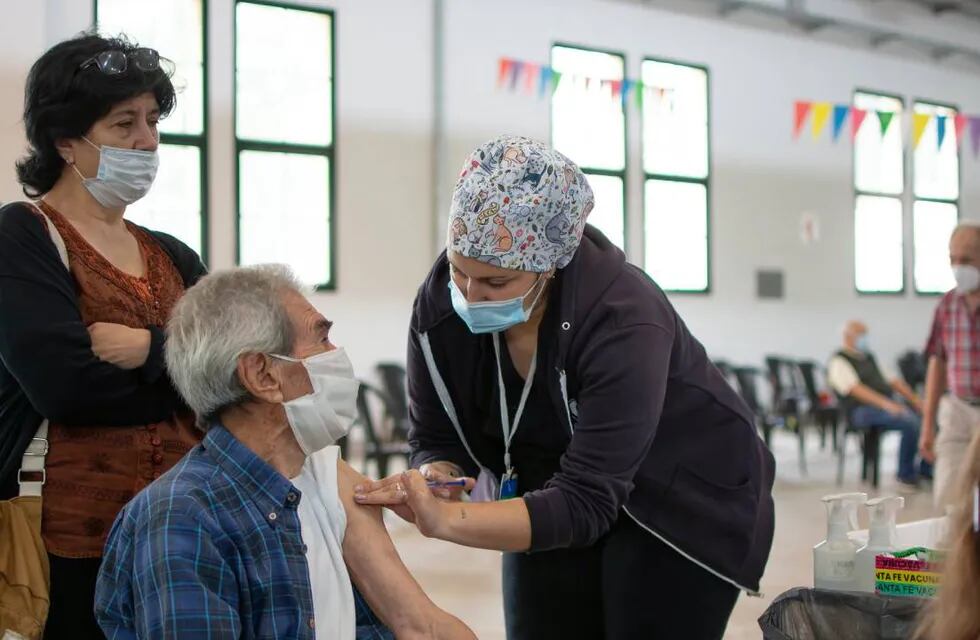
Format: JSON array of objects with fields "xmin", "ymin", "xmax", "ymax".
[{"xmin": 356, "ymin": 428, "xmax": 941, "ymax": 639}]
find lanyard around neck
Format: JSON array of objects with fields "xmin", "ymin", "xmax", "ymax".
[{"xmin": 492, "ymin": 332, "xmax": 537, "ymax": 472}]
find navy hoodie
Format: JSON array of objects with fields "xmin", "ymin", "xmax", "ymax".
[{"xmin": 407, "ymin": 225, "xmax": 776, "ymax": 593}]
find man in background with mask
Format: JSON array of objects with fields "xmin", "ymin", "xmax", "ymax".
[
  {"xmin": 828, "ymin": 320, "xmax": 928, "ymax": 487},
  {"xmin": 95, "ymin": 265, "xmax": 475, "ymax": 640},
  {"xmin": 921, "ymin": 221, "xmax": 980, "ymax": 509}
]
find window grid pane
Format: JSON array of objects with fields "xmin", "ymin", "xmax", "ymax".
[
  {"xmin": 550, "ymin": 46, "xmax": 625, "ymax": 172},
  {"xmin": 854, "ymin": 92, "xmax": 904, "ymax": 196},
  {"xmin": 238, "ymin": 150, "xmax": 332, "ymax": 286},
  {"xmin": 641, "ymin": 60, "xmax": 708, "ymax": 179},
  {"xmin": 913, "ymin": 102, "xmax": 958, "ymax": 201},
  {"xmin": 235, "ymin": 1, "xmax": 334, "ymax": 288},
  {"xmin": 913, "ymin": 200, "xmax": 958, "ymax": 294},
  {"xmin": 644, "ymin": 179, "xmax": 708, "ymax": 292},
  {"xmin": 642, "ymin": 58, "xmax": 710, "ymax": 293},
  {"xmin": 854, "ymin": 195, "xmax": 904, "ymax": 293},
  {"xmin": 236, "ymin": 2, "xmax": 333, "ymax": 146}
]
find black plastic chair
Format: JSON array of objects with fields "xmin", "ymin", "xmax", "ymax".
[
  {"xmin": 376, "ymin": 362, "xmax": 410, "ymax": 440},
  {"xmin": 835, "ymin": 400, "xmax": 883, "ymax": 489},
  {"xmin": 897, "ymin": 350, "xmax": 927, "ymax": 394},
  {"xmin": 356, "ymin": 382, "xmax": 411, "ymax": 478},
  {"xmin": 797, "ymin": 360, "xmax": 839, "ymax": 452},
  {"xmin": 732, "ymin": 366, "xmax": 779, "ymax": 449},
  {"xmin": 765, "ymin": 356, "xmax": 810, "ymax": 475}
]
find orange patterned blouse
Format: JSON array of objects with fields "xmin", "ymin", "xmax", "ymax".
[{"xmin": 37, "ymin": 202, "xmax": 201, "ymax": 558}]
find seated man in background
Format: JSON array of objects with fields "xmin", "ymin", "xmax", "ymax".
[
  {"xmin": 828, "ymin": 320, "xmax": 930, "ymax": 487},
  {"xmin": 95, "ymin": 265, "xmax": 474, "ymax": 640}
]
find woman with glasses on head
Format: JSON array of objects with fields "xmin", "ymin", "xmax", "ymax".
[{"xmin": 0, "ymin": 34, "xmax": 205, "ymax": 638}]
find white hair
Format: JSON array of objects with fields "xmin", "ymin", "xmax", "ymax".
[{"xmin": 165, "ymin": 264, "xmax": 307, "ymax": 430}]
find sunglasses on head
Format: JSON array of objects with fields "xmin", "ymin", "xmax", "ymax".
[{"xmin": 78, "ymin": 47, "xmax": 160, "ymax": 76}]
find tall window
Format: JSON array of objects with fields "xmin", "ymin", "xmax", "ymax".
[
  {"xmin": 550, "ymin": 45, "xmax": 626, "ymax": 250},
  {"xmin": 642, "ymin": 58, "xmax": 710, "ymax": 292},
  {"xmin": 236, "ymin": 1, "xmax": 335, "ymax": 288},
  {"xmin": 853, "ymin": 91, "xmax": 905, "ymax": 294},
  {"xmin": 913, "ymin": 101, "xmax": 959, "ymax": 294},
  {"xmin": 96, "ymin": 0, "xmax": 208, "ymax": 258}
]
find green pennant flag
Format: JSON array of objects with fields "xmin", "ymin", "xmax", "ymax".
[
  {"xmin": 550, "ymin": 70, "xmax": 563, "ymax": 94},
  {"xmin": 635, "ymin": 81, "xmax": 644, "ymax": 110},
  {"xmin": 877, "ymin": 111, "xmax": 895, "ymax": 136}
]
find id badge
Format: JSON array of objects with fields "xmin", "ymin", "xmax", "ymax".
[{"xmin": 499, "ymin": 469, "xmax": 519, "ymax": 500}]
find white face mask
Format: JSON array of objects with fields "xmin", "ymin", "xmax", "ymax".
[
  {"xmin": 952, "ymin": 265, "xmax": 980, "ymax": 295},
  {"xmin": 72, "ymin": 136, "xmax": 159, "ymax": 208},
  {"xmin": 271, "ymin": 348, "xmax": 359, "ymax": 456}
]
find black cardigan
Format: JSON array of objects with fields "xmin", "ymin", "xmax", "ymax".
[
  {"xmin": 408, "ymin": 226, "xmax": 776, "ymax": 592},
  {"xmin": 0, "ymin": 202, "xmax": 207, "ymax": 497}
]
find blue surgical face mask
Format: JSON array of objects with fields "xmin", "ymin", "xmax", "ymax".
[
  {"xmin": 856, "ymin": 334, "xmax": 870, "ymax": 353},
  {"xmin": 72, "ymin": 136, "xmax": 159, "ymax": 208},
  {"xmin": 449, "ymin": 273, "xmax": 546, "ymax": 334}
]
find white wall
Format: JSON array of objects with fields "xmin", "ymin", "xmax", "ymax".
[
  {"xmin": 0, "ymin": 0, "xmax": 978, "ymax": 378},
  {"xmin": 441, "ymin": 0, "xmax": 980, "ymax": 370}
]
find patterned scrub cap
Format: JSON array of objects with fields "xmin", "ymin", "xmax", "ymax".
[{"xmin": 446, "ymin": 135, "xmax": 594, "ymax": 273}]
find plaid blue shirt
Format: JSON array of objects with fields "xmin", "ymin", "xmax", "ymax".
[{"xmin": 95, "ymin": 423, "xmax": 392, "ymax": 639}]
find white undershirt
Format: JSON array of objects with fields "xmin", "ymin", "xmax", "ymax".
[{"xmin": 291, "ymin": 446, "xmax": 355, "ymax": 640}]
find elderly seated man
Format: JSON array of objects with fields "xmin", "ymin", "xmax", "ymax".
[
  {"xmin": 95, "ymin": 265, "xmax": 474, "ymax": 640},
  {"xmin": 828, "ymin": 320, "xmax": 931, "ymax": 487}
]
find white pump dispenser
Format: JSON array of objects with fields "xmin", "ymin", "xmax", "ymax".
[
  {"xmin": 813, "ymin": 492, "xmax": 867, "ymax": 592},
  {"xmin": 854, "ymin": 495, "xmax": 905, "ymax": 592}
]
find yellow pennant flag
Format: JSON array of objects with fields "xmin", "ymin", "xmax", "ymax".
[
  {"xmin": 912, "ymin": 113, "xmax": 931, "ymax": 149},
  {"xmin": 811, "ymin": 103, "xmax": 832, "ymax": 140}
]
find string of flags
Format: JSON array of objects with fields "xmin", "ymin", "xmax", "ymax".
[
  {"xmin": 496, "ymin": 57, "xmax": 674, "ymax": 109},
  {"xmin": 794, "ymin": 100, "xmax": 980, "ymax": 157}
]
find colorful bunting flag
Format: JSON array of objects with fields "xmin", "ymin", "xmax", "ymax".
[
  {"xmin": 538, "ymin": 67, "xmax": 552, "ymax": 98},
  {"xmin": 832, "ymin": 105, "xmax": 850, "ymax": 141},
  {"xmin": 936, "ymin": 115, "xmax": 948, "ymax": 149},
  {"xmin": 636, "ymin": 80, "xmax": 645, "ymax": 110},
  {"xmin": 877, "ymin": 111, "xmax": 895, "ymax": 137},
  {"xmin": 811, "ymin": 103, "xmax": 832, "ymax": 140},
  {"xmin": 793, "ymin": 101, "xmax": 812, "ymax": 139},
  {"xmin": 851, "ymin": 108, "xmax": 868, "ymax": 141},
  {"xmin": 954, "ymin": 113, "xmax": 969, "ymax": 146},
  {"xmin": 550, "ymin": 70, "xmax": 563, "ymax": 95},
  {"xmin": 610, "ymin": 80, "xmax": 623, "ymax": 99},
  {"xmin": 912, "ymin": 113, "xmax": 931, "ymax": 149},
  {"xmin": 523, "ymin": 64, "xmax": 538, "ymax": 94},
  {"xmin": 971, "ymin": 117, "xmax": 980, "ymax": 158},
  {"xmin": 509, "ymin": 61, "xmax": 523, "ymax": 90},
  {"xmin": 497, "ymin": 58, "xmax": 512, "ymax": 89},
  {"xmin": 621, "ymin": 79, "xmax": 633, "ymax": 107}
]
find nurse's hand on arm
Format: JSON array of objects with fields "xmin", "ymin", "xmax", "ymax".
[
  {"xmin": 354, "ymin": 469, "xmax": 532, "ymax": 553},
  {"xmin": 337, "ymin": 461, "xmax": 476, "ymax": 640}
]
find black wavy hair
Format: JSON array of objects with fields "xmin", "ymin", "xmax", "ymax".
[{"xmin": 15, "ymin": 33, "xmax": 176, "ymax": 197}]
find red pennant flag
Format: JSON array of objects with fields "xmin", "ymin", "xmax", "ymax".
[
  {"xmin": 523, "ymin": 64, "xmax": 538, "ymax": 94},
  {"xmin": 793, "ymin": 101, "xmax": 813, "ymax": 139},
  {"xmin": 954, "ymin": 113, "xmax": 969, "ymax": 147},
  {"xmin": 610, "ymin": 80, "xmax": 622, "ymax": 98},
  {"xmin": 496, "ymin": 58, "xmax": 512, "ymax": 89},
  {"xmin": 851, "ymin": 108, "xmax": 868, "ymax": 141}
]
